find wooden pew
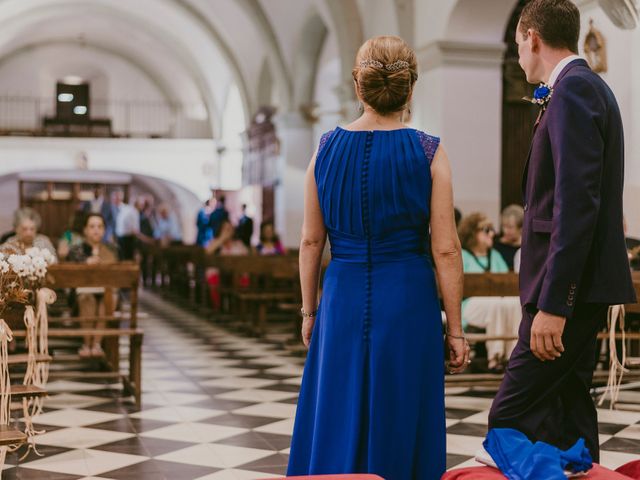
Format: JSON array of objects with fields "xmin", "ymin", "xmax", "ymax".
[
  {"xmin": 149, "ymin": 244, "xmax": 210, "ymax": 311},
  {"xmin": 11, "ymin": 263, "xmax": 143, "ymax": 406},
  {"xmin": 446, "ymin": 272, "xmax": 640, "ymax": 386},
  {"xmin": 462, "ymin": 272, "xmax": 640, "ymax": 343},
  {"xmin": 206, "ymin": 255, "xmax": 300, "ymax": 336}
]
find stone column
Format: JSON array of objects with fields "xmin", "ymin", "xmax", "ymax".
[
  {"xmin": 273, "ymin": 111, "xmax": 315, "ymax": 248},
  {"xmin": 413, "ymin": 40, "xmax": 506, "ymax": 223}
]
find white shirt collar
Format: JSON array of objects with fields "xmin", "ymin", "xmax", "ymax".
[{"xmin": 548, "ymin": 55, "xmax": 582, "ymax": 87}]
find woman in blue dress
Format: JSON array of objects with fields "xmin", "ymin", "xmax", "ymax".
[{"xmin": 287, "ymin": 36, "xmax": 469, "ymax": 479}]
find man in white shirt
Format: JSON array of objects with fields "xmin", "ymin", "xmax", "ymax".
[{"xmin": 112, "ymin": 190, "xmax": 139, "ymax": 260}]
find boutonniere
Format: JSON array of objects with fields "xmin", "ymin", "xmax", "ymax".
[{"xmin": 523, "ymin": 83, "xmax": 553, "ymax": 110}]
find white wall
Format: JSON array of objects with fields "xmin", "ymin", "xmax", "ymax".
[
  {"xmin": 275, "ymin": 113, "xmax": 314, "ymax": 247},
  {"xmin": 576, "ymin": 4, "xmax": 640, "ymax": 236},
  {"xmin": 414, "ymin": 59, "xmax": 503, "ymax": 220},
  {"xmin": 0, "ymin": 137, "xmax": 224, "ymax": 201},
  {"xmin": 356, "ymin": 0, "xmax": 400, "ymax": 38},
  {"xmin": 413, "ymin": 0, "xmax": 509, "ymax": 225},
  {"xmin": 0, "ymin": 137, "xmax": 243, "ymax": 242},
  {"xmin": 312, "ymin": 33, "xmax": 343, "ymax": 144}
]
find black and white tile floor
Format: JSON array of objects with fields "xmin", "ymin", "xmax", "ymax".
[{"xmin": 3, "ymin": 291, "xmax": 639, "ymax": 479}]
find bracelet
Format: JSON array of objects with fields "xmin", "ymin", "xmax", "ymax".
[
  {"xmin": 446, "ymin": 331, "xmax": 466, "ymax": 340},
  {"xmin": 300, "ymin": 308, "xmax": 317, "ymax": 318}
]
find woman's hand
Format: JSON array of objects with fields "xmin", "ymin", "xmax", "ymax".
[
  {"xmin": 446, "ymin": 336, "xmax": 471, "ymax": 374},
  {"xmin": 86, "ymin": 255, "xmax": 100, "ymax": 265},
  {"xmin": 301, "ymin": 317, "xmax": 315, "ymax": 348}
]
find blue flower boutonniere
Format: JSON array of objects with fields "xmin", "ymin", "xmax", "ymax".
[{"xmin": 524, "ymin": 83, "xmax": 553, "ymax": 110}]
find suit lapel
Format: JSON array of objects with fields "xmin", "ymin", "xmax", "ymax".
[
  {"xmin": 520, "ymin": 59, "xmax": 590, "ymax": 200},
  {"xmin": 521, "ymin": 109, "xmax": 543, "ymax": 199}
]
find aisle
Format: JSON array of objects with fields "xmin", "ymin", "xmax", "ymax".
[{"xmin": 4, "ymin": 291, "xmax": 639, "ymax": 479}]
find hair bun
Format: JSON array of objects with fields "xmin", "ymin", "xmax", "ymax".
[{"xmin": 353, "ymin": 36, "xmax": 418, "ymax": 116}]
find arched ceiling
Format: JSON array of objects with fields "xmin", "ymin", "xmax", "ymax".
[{"xmin": 0, "ymin": 0, "xmax": 367, "ymax": 135}]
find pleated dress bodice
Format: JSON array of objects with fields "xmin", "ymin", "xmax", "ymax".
[{"xmin": 315, "ymin": 126, "xmax": 439, "ymax": 263}]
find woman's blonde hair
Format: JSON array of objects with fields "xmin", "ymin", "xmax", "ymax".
[
  {"xmin": 501, "ymin": 204, "xmax": 524, "ymax": 229},
  {"xmin": 352, "ymin": 36, "xmax": 418, "ymax": 115},
  {"xmin": 458, "ymin": 212, "xmax": 489, "ymax": 251}
]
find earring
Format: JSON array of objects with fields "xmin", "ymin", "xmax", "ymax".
[{"xmin": 358, "ymin": 103, "xmax": 364, "ymax": 113}]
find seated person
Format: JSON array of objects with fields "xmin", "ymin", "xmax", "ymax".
[
  {"xmin": 153, "ymin": 204, "xmax": 182, "ymax": 247},
  {"xmin": 58, "ymin": 208, "xmax": 86, "ymax": 260},
  {"xmin": 206, "ymin": 220, "xmax": 249, "ymax": 256},
  {"xmin": 67, "ymin": 213, "xmax": 117, "ymax": 358},
  {"xmin": 458, "ymin": 213, "xmax": 520, "ymax": 372},
  {"xmin": 3, "ymin": 207, "xmax": 57, "ymax": 258},
  {"xmin": 256, "ymin": 221, "xmax": 285, "ymax": 255},
  {"xmin": 494, "ymin": 204, "xmax": 523, "ymax": 271}
]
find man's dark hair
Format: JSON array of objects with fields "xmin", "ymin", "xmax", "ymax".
[
  {"xmin": 83, "ymin": 212, "xmax": 105, "ymax": 229},
  {"xmin": 520, "ymin": 0, "xmax": 580, "ymax": 54}
]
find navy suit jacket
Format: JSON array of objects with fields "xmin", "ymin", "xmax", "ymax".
[
  {"xmin": 208, "ymin": 206, "xmax": 229, "ymax": 238},
  {"xmin": 520, "ymin": 59, "xmax": 636, "ymax": 318}
]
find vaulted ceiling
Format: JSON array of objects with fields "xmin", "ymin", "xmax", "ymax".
[{"xmin": 0, "ymin": 0, "xmax": 386, "ymax": 137}]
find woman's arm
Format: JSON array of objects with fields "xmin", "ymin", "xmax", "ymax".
[
  {"xmin": 429, "ymin": 146, "xmax": 468, "ymax": 373},
  {"xmin": 299, "ymin": 150, "xmax": 327, "ymax": 347}
]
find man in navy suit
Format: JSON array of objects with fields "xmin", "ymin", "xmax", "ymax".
[{"xmin": 488, "ymin": 0, "xmax": 636, "ymax": 461}]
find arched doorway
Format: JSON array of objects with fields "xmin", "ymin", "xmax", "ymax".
[{"xmin": 501, "ymin": 0, "xmax": 538, "ymax": 208}]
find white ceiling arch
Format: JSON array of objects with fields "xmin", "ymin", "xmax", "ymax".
[
  {"xmin": 0, "ymin": 0, "xmax": 372, "ymax": 130},
  {"xmin": 293, "ymin": 10, "xmax": 329, "ymax": 109},
  {"xmin": 0, "ymin": 0, "xmax": 260, "ymax": 137}
]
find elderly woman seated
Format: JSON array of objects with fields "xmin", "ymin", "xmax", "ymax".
[
  {"xmin": 458, "ymin": 212, "xmax": 521, "ymax": 372},
  {"xmin": 3, "ymin": 207, "xmax": 57, "ymax": 258},
  {"xmin": 67, "ymin": 213, "xmax": 117, "ymax": 358}
]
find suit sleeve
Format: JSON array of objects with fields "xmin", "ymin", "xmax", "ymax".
[{"xmin": 538, "ymin": 76, "xmax": 605, "ymax": 318}]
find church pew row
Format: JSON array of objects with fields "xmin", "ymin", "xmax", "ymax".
[
  {"xmin": 13, "ymin": 263, "xmax": 144, "ymax": 406},
  {"xmin": 446, "ymin": 272, "xmax": 640, "ymax": 386},
  {"xmin": 146, "ymin": 246, "xmax": 640, "ymax": 384},
  {"xmin": 147, "ymin": 245, "xmax": 303, "ymax": 338}
]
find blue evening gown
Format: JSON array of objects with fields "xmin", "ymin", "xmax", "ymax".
[{"xmin": 287, "ymin": 127, "xmax": 446, "ymax": 479}]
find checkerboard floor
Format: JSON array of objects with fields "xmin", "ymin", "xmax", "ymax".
[{"xmin": 4, "ymin": 291, "xmax": 639, "ymax": 479}]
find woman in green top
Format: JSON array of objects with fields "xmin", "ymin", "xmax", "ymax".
[
  {"xmin": 458, "ymin": 213, "xmax": 520, "ymax": 371},
  {"xmin": 458, "ymin": 213, "xmax": 509, "ymax": 274},
  {"xmin": 58, "ymin": 209, "xmax": 86, "ymax": 260}
]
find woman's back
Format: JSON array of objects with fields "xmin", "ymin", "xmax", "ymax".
[{"xmin": 315, "ymin": 127, "xmax": 439, "ymax": 262}]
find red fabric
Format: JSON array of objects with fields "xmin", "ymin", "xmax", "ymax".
[
  {"xmin": 616, "ymin": 461, "xmax": 640, "ymax": 480},
  {"xmin": 206, "ymin": 269, "xmax": 251, "ymax": 309},
  {"xmin": 441, "ymin": 465, "xmax": 634, "ymax": 480},
  {"xmin": 206, "ymin": 270, "xmax": 220, "ymax": 309},
  {"xmin": 259, "ymin": 476, "xmax": 384, "ymax": 480}
]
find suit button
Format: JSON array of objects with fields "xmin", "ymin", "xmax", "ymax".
[{"xmin": 524, "ymin": 204, "xmax": 528, "ymax": 212}]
